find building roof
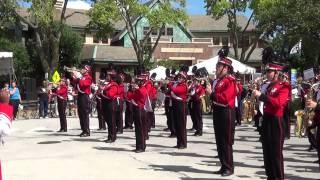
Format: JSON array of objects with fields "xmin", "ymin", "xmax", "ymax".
[
  {"xmin": 82, "ymin": 45, "xmax": 138, "ymax": 64},
  {"xmin": 187, "ymin": 15, "xmax": 255, "ymax": 32},
  {"xmin": 210, "ymin": 47, "xmax": 262, "ymax": 62},
  {"xmin": 17, "ymin": 8, "xmax": 255, "ymax": 33}
]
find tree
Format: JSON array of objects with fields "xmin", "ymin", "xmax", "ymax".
[
  {"xmin": 89, "ymin": 0, "xmax": 189, "ymax": 66},
  {"xmin": 254, "ymin": 0, "xmax": 320, "ymax": 68},
  {"xmin": 59, "ymin": 25, "xmax": 85, "ymax": 68},
  {"xmin": 1, "ymin": 0, "xmax": 75, "ymax": 78},
  {"xmin": 0, "ymin": 37, "xmax": 33, "ymax": 79},
  {"xmin": 205, "ymin": 0, "xmax": 260, "ymax": 63}
]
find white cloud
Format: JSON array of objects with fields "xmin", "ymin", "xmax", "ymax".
[{"xmin": 67, "ymin": 0, "xmax": 91, "ymax": 10}]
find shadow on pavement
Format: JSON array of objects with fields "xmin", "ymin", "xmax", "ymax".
[
  {"xmin": 287, "ymin": 164, "xmax": 320, "ymax": 173},
  {"xmin": 72, "ymin": 138, "xmax": 102, "ymax": 142},
  {"xmin": 147, "ymin": 143, "xmax": 173, "ymax": 148},
  {"xmin": 160, "ymin": 152, "xmax": 215, "ymax": 159},
  {"xmin": 45, "ymin": 133, "xmax": 80, "ymax": 137},
  {"xmin": 149, "ymin": 164, "xmax": 213, "ymax": 175},
  {"xmin": 35, "ymin": 130, "xmax": 55, "ymax": 133},
  {"xmin": 93, "ymin": 146, "xmax": 132, "ymax": 152},
  {"xmin": 37, "ymin": 141, "xmax": 61, "ymax": 144}
]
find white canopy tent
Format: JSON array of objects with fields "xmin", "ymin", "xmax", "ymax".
[
  {"xmin": 149, "ymin": 66, "xmax": 167, "ymax": 81},
  {"xmin": 188, "ymin": 56, "xmax": 256, "ymax": 75},
  {"xmin": 0, "ymin": 52, "xmax": 15, "ymax": 82}
]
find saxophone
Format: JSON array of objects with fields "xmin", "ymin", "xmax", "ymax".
[{"xmin": 301, "ymin": 82, "xmax": 320, "ymax": 136}]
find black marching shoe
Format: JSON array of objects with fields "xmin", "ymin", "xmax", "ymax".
[
  {"xmin": 221, "ymin": 170, "xmax": 233, "ymax": 177},
  {"xmin": 57, "ymin": 129, "xmax": 64, "ymax": 132},
  {"xmin": 194, "ymin": 131, "xmax": 203, "ymax": 136},
  {"xmin": 213, "ymin": 169, "xmax": 223, "ymax": 174},
  {"xmin": 80, "ymin": 133, "xmax": 90, "ymax": 137},
  {"xmin": 178, "ymin": 146, "xmax": 187, "ymax": 149},
  {"xmin": 79, "ymin": 132, "xmax": 85, "ymax": 136},
  {"xmin": 168, "ymin": 133, "xmax": 176, "ymax": 138},
  {"xmin": 135, "ymin": 149, "xmax": 145, "ymax": 153},
  {"xmin": 104, "ymin": 139, "xmax": 114, "ymax": 143}
]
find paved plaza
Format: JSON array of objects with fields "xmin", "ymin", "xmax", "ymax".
[{"xmin": 0, "ymin": 110, "xmax": 319, "ymax": 180}]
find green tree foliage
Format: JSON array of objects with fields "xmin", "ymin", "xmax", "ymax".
[
  {"xmin": 205, "ymin": 0, "xmax": 259, "ymax": 62},
  {"xmin": 254, "ymin": 0, "xmax": 320, "ymax": 69},
  {"xmin": 89, "ymin": 0, "xmax": 189, "ymax": 66},
  {"xmin": 59, "ymin": 25, "xmax": 85, "ymax": 68},
  {"xmin": 1, "ymin": 0, "xmax": 73, "ymax": 78},
  {"xmin": 0, "ymin": 37, "xmax": 33, "ymax": 78}
]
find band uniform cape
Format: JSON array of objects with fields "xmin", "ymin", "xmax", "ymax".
[{"xmin": 0, "ymin": 103, "xmax": 13, "ymax": 144}]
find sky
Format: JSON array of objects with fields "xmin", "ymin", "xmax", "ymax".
[{"xmin": 20, "ymin": 0, "xmax": 252, "ymax": 17}]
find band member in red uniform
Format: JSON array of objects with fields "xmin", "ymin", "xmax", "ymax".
[
  {"xmin": 161, "ymin": 68, "xmax": 176, "ymax": 137},
  {"xmin": 115, "ymin": 73, "xmax": 125, "ymax": 134},
  {"xmin": 189, "ymin": 76, "xmax": 205, "ymax": 136},
  {"xmin": 206, "ymin": 47, "xmax": 237, "ymax": 176},
  {"xmin": 73, "ymin": 65, "xmax": 92, "ymax": 137},
  {"xmin": 96, "ymin": 75, "xmax": 106, "ymax": 130},
  {"xmin": 124, "ymin": 82, "xmax": 134, "ymax": 129},
  {"xmin": 235, "ymin": 77, "xmax": 243, "ymax": 126},
  {"xmin": 149, "ymin": 73, "xmax": 158, "ymax": 129},
  {"xmin": 253, "ymin": 62, "xmax": 290, "ymax": 180},
  {"xmin": 0, "ymin": 89, "xmax": 14, "ymax": 143},
  {"xmin": 102, "ymin": 68, "xmax": 118, "ymax": 143},
  {"xmin": 56, "ymin": 78, "xmax": 68, "ymax": 132},
  {"xmin": 132, "ymin": 70, "xmax": 148, "ymax": 153},
  {"xmin": 281, "ymin": 72, "xmax": 291, "ymax": 139},
  {"xmin": 142, "ymin": 72, "xmax": 153, "ymax": 135},
  {"xmin": 0, "ymin": 89, "xmax": 14, "ymax": 180},
  {"xmin": 171, "ymin": 65, "xmax": 188, "ymax": 149}
]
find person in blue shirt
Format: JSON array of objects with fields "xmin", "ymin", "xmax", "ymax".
[{"xmin": 9, "ymin": 81, "xmax": 21, "ymax": 119}]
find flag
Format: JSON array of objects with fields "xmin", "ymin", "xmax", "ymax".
[
  {"xmin": 290, "ymin": 40, "xmax": 302, "ymax": 55},
  {"xmin": 51, "ymin": 70, "xmax": 61, "ymax": 83}
]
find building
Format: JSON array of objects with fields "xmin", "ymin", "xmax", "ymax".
[{"xmin": 17, "ymin": 0, "xmax": 263, "ymax": 82}]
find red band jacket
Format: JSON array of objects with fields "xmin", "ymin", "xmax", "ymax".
[
  {"xmin": 259, "ymin": 81, "xmax": 290, "ymax": 118},
  {"xmin": 76, "ymin": 73, "xmax": 92, "ymax": 95},
  {"xmin": 102, "ymin": 81, "xmax": 118, "ymax": 100},
  {"xmin": 117, "ymin": 83, "xmax": 125, "ymax": 100},
  {"xmin": 212, "ymin": 75, "xmax": 237, "ymax": 108},
  {"xmin": 56, "ymin": 84, "xmax": 68, "ymax": 100},
  {"xmin": 170, "ymin": 81, "xmax": 188, "ymax": 102},
  {"xmin": 191, "ymin": 84, "xmax": 205, "ymax": 102},
  {"xmin": 132, "ymin": 86, "xmax": 148, "ymax": 109}
]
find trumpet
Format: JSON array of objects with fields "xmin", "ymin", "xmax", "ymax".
[
  {"xmin": 63, "ymin": 66, "xmax": 81, "ymax": 73},
  {"xmin": 63, "ymin": 66, "xmax": 82, "ymax": 79}
]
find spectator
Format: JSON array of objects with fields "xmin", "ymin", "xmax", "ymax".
[
  {"xmin": 9, "ymin": 81, "xmax": 21, "ymax": 120},
  {"xmin": 38, "ymin": 81, "xmax": 49, "ymax": 118}
]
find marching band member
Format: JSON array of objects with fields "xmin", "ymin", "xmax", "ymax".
[
  {"xmin": 206, "ymin": 47, "xmax": 237, "ymax": 176},
  {"xmin": 161, "ymin": 68, "xmax": 176, "ymax": 137},
  {"xmin": 0, "ymin": 88, "xmax": 14, "ymax": 180},
  {"xmin": 149, "ymin": 73, "xmax": 158, "ymax": 129},
  {"xmin": 235, "ymin": 77, "xmax": 243, "ymax": 126},
  {"xmin": 281, "ymin": 72, "xmax": 291, "ymax": 139},
  {"xmin": 142, "ymin": 71, "xmax": 153, "ymax": 136},
  {"xmin": 131, "ymin": 70, "xmax": 148, "ymax": 153},
  {"xmin": 115, "ymin": 73, "xmax": 125, "ymax": 134},
  {"xmin": 306, "ymin": 92, "xmax": 320, "ymax": 168},
  {"xmin": 73, "ymin": 65, "xmax": 92, "ymax": 137},
  {"xmin": 96, "ymin": 75, "xmax": 106, "ymax": 130},
  {"xmin": 253, "ymin": 62, "xmax": 290, "ymax": 180},
  {"xmin": 124, "ymin": 83, "xmax": 134, "ymax": 129},
  {"xmin": 189, "ymin": 75, "xmax": 205, "ymax": 136},
  {"xmin": 102, "ymin": 67, "xmax": 118, "ymax": 143},
  {"xmin": 0, "ymin": 89, "xmax": 13, "ymax": 144},
  {"xmin": 56, "ymin": 78, "xmax": 68, "ymax": 132},
  {"xmin": 171, "ymin": 65, "xmax": 188, "ymax": 149}
]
